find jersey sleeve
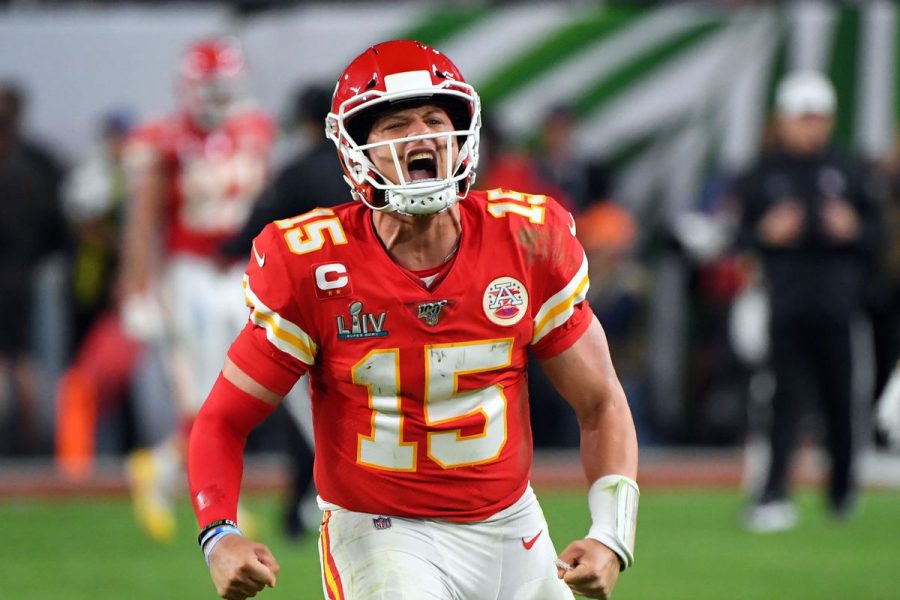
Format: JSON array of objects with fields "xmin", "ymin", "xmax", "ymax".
[
  {"xmin": 526, "ymin": 196, "xmax": 592, "ymax": 360},
  {"xmin": 227, "ymin": 222, "xmax": 316, "ymax": 395}
]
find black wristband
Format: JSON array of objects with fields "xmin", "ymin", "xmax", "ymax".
[{"xmin": 197, "ymin": 519, "xmax": 239, "ymax": 547}]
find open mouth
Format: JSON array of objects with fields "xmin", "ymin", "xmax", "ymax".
[{"xmin": 406, "ymin": 151, "xmax": 438, "ymax": 182}]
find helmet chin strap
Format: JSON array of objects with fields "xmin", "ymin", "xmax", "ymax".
[{"xmin": 385, "ymin": 180, "xmax": 459, "ymax": 216}]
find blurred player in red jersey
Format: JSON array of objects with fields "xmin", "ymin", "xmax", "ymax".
[
  {"xmin": 119, "ymin": 37, "xmax": 275, "ymax": 542},
  {"xmin": 187, "ymin": 40, "xmax": 638, "ymax": 599}
]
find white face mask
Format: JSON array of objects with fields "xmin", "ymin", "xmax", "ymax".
[{"xmin": 354, "ymin": 127, "xmax": 472, "ymax": 215}]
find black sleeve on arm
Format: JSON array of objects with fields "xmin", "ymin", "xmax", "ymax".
[{"xmin": 729, "ymin": 167, "xmax": 762, "ymax": 252}]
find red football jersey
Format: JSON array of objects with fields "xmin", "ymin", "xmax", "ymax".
[
  {"xmin": 231, "ymin": 189, "xmax": 592, "ymax": 521},
  {"xmin": 126, "ymin": 111, "xmax": 274, "ymax": 257}
]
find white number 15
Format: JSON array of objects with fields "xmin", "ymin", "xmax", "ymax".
[{"xmin": 353, "ymin": 339, "xmax": 513, "ymax": 471}]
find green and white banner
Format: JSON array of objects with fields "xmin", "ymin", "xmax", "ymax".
[{"xmin": 394, "ymin": 2, "xmax": 897, "ymax": 218}]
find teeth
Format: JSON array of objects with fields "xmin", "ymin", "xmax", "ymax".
[{"xmin": 408, "ymin": 152, "xmax": 433, "ymax": 162}]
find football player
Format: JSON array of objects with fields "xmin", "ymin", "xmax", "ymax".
[
  {"xmin": 119, "ymin": 37, "xmax": 275, "ymax": 542},
  {"xmin": 188, "ymin": 40, "xmax": 638, "ymax": 600}
]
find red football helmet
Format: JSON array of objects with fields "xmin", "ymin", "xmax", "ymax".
[
  {"xmin": 177, "ymin": 37, "xmax": 248, "ymax": 131},
  {"xmin": 326, "ymin": 40, "xmax": 481, "ymax": 215}
]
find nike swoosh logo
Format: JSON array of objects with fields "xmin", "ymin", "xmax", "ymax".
[
  {"xmin": 253, "ymin": 243, "xmax": 266, "ymax": 268},
  {"xmin": 522, "ymin": 529, "xmax": 543, "ymax": 550},
  {"xmin": 567, "ymin": 213, "xmax": 577, "ymax": 236}
]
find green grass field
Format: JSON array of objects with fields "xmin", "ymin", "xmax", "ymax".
[{"xmin": 3, "ymin": 488, "xmax": 899, "ymax": 599}]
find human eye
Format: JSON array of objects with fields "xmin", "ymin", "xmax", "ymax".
[
  {"xmin": 377, "ymin": 118, "xmax": 406, "ymax": 133},
  {"xmin": 426, "ymin": 115, "xmax": 450, "ymax": 128}
]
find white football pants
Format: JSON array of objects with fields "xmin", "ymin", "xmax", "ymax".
[
  {"xmin": 162, "ymin": 255, "xmax": 247, "ymax": 414},
  {"xmin": 317, "ymin": 485, "xmax": 574, "ymax": 600}
]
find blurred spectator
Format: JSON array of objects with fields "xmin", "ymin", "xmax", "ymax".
[
  {"xmin": 0, "ymin": 81, "xmax": 65, "ymax": 455},
  {"xmin": 476, "ymin": 112, "xmax": 566, "ymax": 200},
  {"xmin": 731, "ymin": 71, "xmax": 884, "ymax": 532},
  {"xmin": 221, "ymin": 82, "xmax": 347, "ymax": 541},
  {"xmin": 577, "ymin": 201, "xmax": 644, "ymax": 371},
  {"xmin": 0, "ymin": 82, "xmax": 65, "ymax": 201},
  {"xmin": 533, "ymin": 103, "xmax": 612, "ymax": 214},
  {"xmin": 62, "ymin": 109, "xmax": 134, "ymax": 343},
  {"xmin": 117, "ymin": 38, "xmax": 276, "ymax": 542}
]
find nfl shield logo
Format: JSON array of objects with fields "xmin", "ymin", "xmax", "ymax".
[{"xmin": 372, "ymin": 516, "xmax": 392, "ymax": 530}]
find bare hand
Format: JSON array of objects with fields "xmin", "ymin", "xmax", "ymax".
[
  {"xmin": 557, "ymin": 539, "xmax": 621, "ymax": 599},
  {"xmin": 821, "ymin": 197, "xmax": 860, "ymax": 243},
  {"xmin": 208, "ymin": 535, "xmax": 280, "ymax": 600},
  {"xmin": 757, "ymin": 201, "xmax": 804, "ymax": 246}
]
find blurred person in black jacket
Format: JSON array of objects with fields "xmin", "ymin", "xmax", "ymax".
[
  {"xmin": 0, "ymin": 82, "xmax": 65, "ymax": 202},
  {"xmin": 732, "ymin": 71, "xmax": 884, "ymax": 532},
  {"xmin": 0, "ymin": 82, "xmax": 66, "ymax": 454},
  {"xmin": 221, "ymin": 83, "xmax": 348, "ymax": 540}
]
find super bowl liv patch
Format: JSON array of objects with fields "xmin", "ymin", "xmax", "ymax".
[{"xmin": 336, "ymin": 301, "xmax": 388, "ymax": 339}]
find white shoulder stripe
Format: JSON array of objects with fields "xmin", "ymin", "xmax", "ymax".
[
  {"xmin": 531, "ymin": 254, "xmax": 590, "ymax": 345},
  {"xmin": 243, "ymin": 275, "xmax": 317, "ymax": 366}
]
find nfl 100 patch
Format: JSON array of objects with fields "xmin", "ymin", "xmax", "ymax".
[{"xmin": 417, "ymin": 299, "xmax": 449, "ymax": 326}]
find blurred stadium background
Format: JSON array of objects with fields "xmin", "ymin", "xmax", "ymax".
[{"xmin": 2, "ymin": 1, "xmax": 900, "ymax": 598}]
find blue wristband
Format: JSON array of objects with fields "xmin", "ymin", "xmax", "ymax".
[
  {"xmin": 198, "ymin": 519, "xmax": 239, "ymax": 547},
  {"xmin": 200, "ymin": 524, "xmax": 242, "ymax": 550},
  {"xmin": 203, "ymin": 528, "xmax": 242, "ymax": 566}
]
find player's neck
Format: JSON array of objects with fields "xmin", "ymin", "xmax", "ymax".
[{"xmin": 372, "ymin": 206, "xmax": 462, "ymax": 271}]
